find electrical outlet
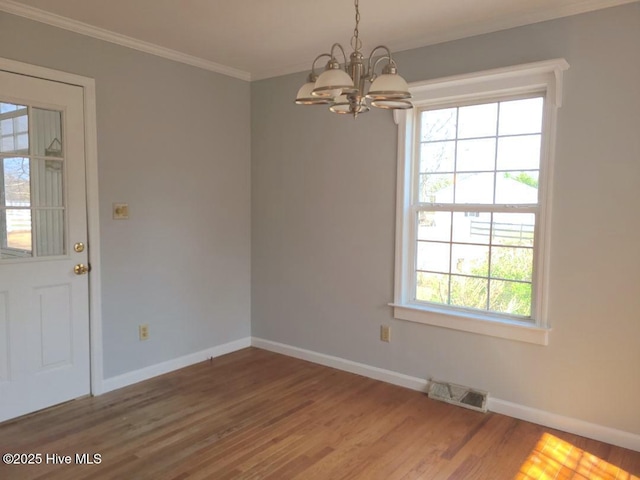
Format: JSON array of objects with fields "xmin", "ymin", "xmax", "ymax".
[
  {"xmin": 139, "ymin": 324, "xmax": 149, "ymax": 341},
  {"xmin": 380, "ymin": 325, "xmax": 391, "ymax": 342}
]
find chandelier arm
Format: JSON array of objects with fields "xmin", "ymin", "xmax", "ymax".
[
  {"xmin": 366, "ymin": 45, "xmax": 394, "ymax": 77},
  {"xmin": 311, "ymin": 53, "xmax": 333, "ymax": 77},
  {"xmin": 330, "ymin": 43, "xmax": 349, "ymax": 71}
]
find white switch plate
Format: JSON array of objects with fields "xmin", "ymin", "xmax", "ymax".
[{"xmin": 113, "ymin": 203, "xmax": 129, "ymax": 220}]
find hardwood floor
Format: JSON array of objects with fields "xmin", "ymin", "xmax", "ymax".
[{"xmin": 0, "ymin": 347, "xmax": 638, "ymax": 479}]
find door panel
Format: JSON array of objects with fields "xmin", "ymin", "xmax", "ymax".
[
  {"xmin": 36, "ymin": 284, "xmax": 72, "ymax": 368},
  {"xmin": 0, "ymin": 69, "xmax": 89, "ymax": 422}
]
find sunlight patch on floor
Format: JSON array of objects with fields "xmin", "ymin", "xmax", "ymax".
[{"xmin": 515, "ymin": 433, "xmax": 638, "ymax": 480}]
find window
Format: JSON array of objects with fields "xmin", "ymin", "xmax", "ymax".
[{"xmin": 392, "ymin": 60, "xmax": 569, "ymax": 345}]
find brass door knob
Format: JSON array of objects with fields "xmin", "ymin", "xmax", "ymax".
[{"xmin": 74, "ymin": 264, "xmax": 89, "ymax": 275}]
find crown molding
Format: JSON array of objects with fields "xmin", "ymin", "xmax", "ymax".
[
  {"xmin": 0, "ymin": 0, "xmax": 635, "ymax": 82},
  {"xmin": 0, "ymin": 0, "xmax": 251, "ymax": 81}
]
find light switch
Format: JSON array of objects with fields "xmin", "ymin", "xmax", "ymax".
[{"xmin": 113, "ymin": 203, "xmax": 129, "ymax": 220}]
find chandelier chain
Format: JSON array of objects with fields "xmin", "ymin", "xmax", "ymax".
[{"xmin": 351, "ymin": 0, "xmax": 362, "ymax": 51}]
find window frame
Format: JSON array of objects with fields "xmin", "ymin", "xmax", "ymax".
[{"xmin": 391, "ymin": 59, "xmax": 569, "ymax": 345}]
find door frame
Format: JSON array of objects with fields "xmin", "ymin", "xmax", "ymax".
[{"xmin": 0, "ymin": 57, "xmax": 104, "ymax": 395}]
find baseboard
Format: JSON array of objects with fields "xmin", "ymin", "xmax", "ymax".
[
  {"xmin": 101, "ymin": 337, "xmax": 251, "ymax": 393},
  {"xmin": 488, "ymin": 398, "xmax": 640, "ymax": 452},
  {"xmin": 251, "ymin": 338, "xmax": 429, "ymax": 393},
  {"xmin": 251, "ymin": 337, "xmax": 640, "ymax": 452}
]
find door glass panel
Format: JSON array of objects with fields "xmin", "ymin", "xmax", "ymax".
[
  {"xmin": 2, "ymin": 208, "xmax": 32, "ymax": 258},
  {"xmin": 2, "ymin": 158, "xmax": 30, "ymax": 206},
  {"xmin": 35, "ymin": 209, "xmax": 65, "ymax": 256},
  {"xmin": 32, "ymin": 160, "xmax": 63, "ymax": 207},
  {"xmin": 32, "ymin": 108, "xmax": 63, "ymax": 157},
  {"xmin": 0, "ymin": 103, "xmax": 28, "ymax": 154},
  {"xmin": 1, "ymin": 103, "xmax": 67, "ymax": 260}
]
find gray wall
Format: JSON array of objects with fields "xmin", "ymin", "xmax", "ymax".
[
  {"xmin": 0, "ymin": 12, "xmax": 252, "ymax": 378},
  {"xmin": 252, "ymin": 3, "xmax": 640, "ymax": 434}
]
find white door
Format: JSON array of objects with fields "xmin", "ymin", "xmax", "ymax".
[{"xmin": 0, "ymin": 69, "xmax": 90, "ymax": 422}]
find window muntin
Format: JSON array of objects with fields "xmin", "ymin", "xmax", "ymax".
[{"xmin": 413, "ymin": 96, "xmax": 544, "ymax": 320}]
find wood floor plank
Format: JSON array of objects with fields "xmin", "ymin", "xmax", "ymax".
[{"xmin": 0, "ymin": 347, "xmax": 638, "ymax": 480}]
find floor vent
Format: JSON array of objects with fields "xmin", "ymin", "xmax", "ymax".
[{"xmin": 427, "ymin": 380, "xmax": 488, "ymax": 413}]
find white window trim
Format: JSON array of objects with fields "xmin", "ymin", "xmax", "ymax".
[{"xmin": 391, "ymin": 59, "xmax": 569, "ymax": 346}]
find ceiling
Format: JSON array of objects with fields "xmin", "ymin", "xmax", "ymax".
[{"xmin": 0, "ymin": 0, "xmax": 636, "ymax": 80}]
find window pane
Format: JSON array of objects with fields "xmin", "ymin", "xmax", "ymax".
[
  {"xmin": 1, "ymin": 102, "xmax": 20, "ymax": 114},
  {"xmin": 15, "ymin": 113, "xmax": 27, "ymax": 130},
  {"xmin": 450, "ymin": 275, "xmax": 488, "ymax": 310},
  {"xmin": 419, "ymin": 173, "xmax": 454, "ymax": 203},
  {"xmin": 491, "ymin": 213, "xmax": 536, "ymax": 247},
  {"xmin": 2, "ymin": 208, "xmax": 32, "ymax": 258},
  {"xmin": 457, "ymin": 138, "xmax": 496, "ymax": 172},
  {"xmin": 452, "ymin": 244, "xmax": 489, "ymax": 276},
  {"xmin": 17, "ymin": 133, "xmax": 29, "ymax": 151},
  {"xmin": 0, "ymin": 104, "xmax": 28, "ymax": 154},
  {"xmin": 1, "ymin": 117, "xmax": 14, "ymax": 134},
  {"xmin": 34, "ymin": 209, "xmax": 65, "ymax": 256},
  {"xmin": 495, "ymin": 171, "xmax": 538, "ymax": 204},
  {"xmin": 421, "ymin": 108, "xmax": 457, "ymax": 141},
  {"xmin": 490, "ymin": 246, "xmax": 533, "ymax": 281},
  {"xmin": 457, "ymin": 103, "xmax": 497, "ymax": 139},
  {"xmin": 420, "ymin": 141, "xmax": 455, "ymax": 173},
  {"xmin": 454, "ymin": 172, "xmax": 494, "ymax": 204},
  {"xmin": 417, "ymin": 211, "xmax": 451, "ymax": 242},
  {"xmin": 452, "ymin": 212, "xmax": 490, "ymax": 245},
  {"xmin": 2, "ymin": 158, "xmax": 30, "ymax": 206},
  {"xmin": 1, "ymin": 137, "xmax": 13, "ymax": 152},
  {"xmin": 417, "ymin": 241, "xmax": 450, "ymax": 273},
  {"xmin": 33, "ymin": 108, "xmax": 63, "ymax": 157},
  {"xmin": 499, "ymin": 97, "xmax": 543, "ymax": 135},
  {"xmin": 416, "ymin": 272, "xmax": 449, "ymax": 303},
  {"xmin": 496, "ymin": 135, "xmax": 541, "ymax": 170},
  {"xmin": 489, "ymin": 279, "xmax": 531, "ymax": 317},
  {"xmin": 32, "ymin": 160, "xmax": 64, "ymax": 207}
]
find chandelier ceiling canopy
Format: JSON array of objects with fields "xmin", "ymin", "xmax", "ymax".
[{"xmin": 295, "ymin": 0, "xmax": 412, "ymax": 118}]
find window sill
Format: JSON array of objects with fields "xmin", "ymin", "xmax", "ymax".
[{"xmin": 390, "ymin": 303, "xmax": 550, "ymax": 345}]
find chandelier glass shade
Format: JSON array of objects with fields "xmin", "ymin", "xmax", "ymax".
[{"xmin": 295, "ymin": 0, "xmax": 412, "ymax": 117}]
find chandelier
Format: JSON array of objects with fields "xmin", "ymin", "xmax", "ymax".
[{"xmin": 295, "ymin": 0, "xmax": 412, "ymax": 117}]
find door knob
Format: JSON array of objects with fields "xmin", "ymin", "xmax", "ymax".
[{"xmin": 74, "ymin": 264, "xmax": 89, "ymax": 275}]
